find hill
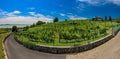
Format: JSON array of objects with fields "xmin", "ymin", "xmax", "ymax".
[{"xmin": 16, "ymin": 20, "xmax": 117, "ymax": 46}]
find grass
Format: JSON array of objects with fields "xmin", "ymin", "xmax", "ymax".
[
  {"xmin": 0, "ymin": 29, "xmax": 6, "ymax": 33},
  {"xmin": 0, "ymin": 32, "xmax": 11, "ymax": 59}
]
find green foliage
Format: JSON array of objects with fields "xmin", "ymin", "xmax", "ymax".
[
  {"xmin": 23, "ymin": 26, "xmax": 29, "ymax": 31},
  {"xmin": 36, "ymin": 21, "xmax": 45, "ymax": 25},
  {"xmin": 65, "ymin": 19, "xmax": 68, "ymax": 21},
  {"xmin": 12, "ymin": 26, "xmax": 18, "ymax": 32},
  {"xmin": 0, "ymin": 32, "xmax": 11, "ymax": 59},
  {"xmin": 113, "ymin": 17, "xmax": 120, "ymax": 23},
  {"xmin": 16, "ymin": 20, "xmax": 117, "ymax": 46},
  {"xmin": 0, "ymin": 29, "xmax": 6, "ymax": 33},
  {"xmin": 105, "ymin": 16, "xmax": 107, "ymax": 21},
  {"xmin": 54, "ymin": 17, "xmax": 59, "ymax": 22},
  {"xmin": 109, "ymin": 16, "xmax": 112, "ymax": 21}
]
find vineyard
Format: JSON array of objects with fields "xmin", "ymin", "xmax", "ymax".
[{"xmin": 16, "ymin": 20, "xmax": 118, "ymax": 46}]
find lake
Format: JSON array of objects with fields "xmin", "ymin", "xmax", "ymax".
[{"xmin": 0, "ymin": 24, "xmax": 31, "ymax": 28}]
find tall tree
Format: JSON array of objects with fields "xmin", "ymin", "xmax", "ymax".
[
  {"xmin": 53, "ymin": 17, "xmax": 59, "ymax": 22},
  {"xmin": 105, "ymin": 16, "xmax": 107, "ymax": 21},
  {"xmin": 109, "ymin": 16, "xmax": 112, "ymax": 21},
  {"xmin": 12, "ymin": 26, "xmax": 18, "ymax": 32}
]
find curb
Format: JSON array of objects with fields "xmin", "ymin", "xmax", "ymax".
[{"xmin": 2, "ymin": 43, "xmax": 8, "ymax": 59}]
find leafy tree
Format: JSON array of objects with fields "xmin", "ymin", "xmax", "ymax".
[
  {"xmin": 105, "ymin": 16, "xmax": 107, "ymax": 21},
  {"xmin": 36, "ymin": 21, "xmax": 45, "ymax": 25},
  {"xmin": 53, "ymin": 17, "xmax": 59, "ymax": 22},
  {"xmin": 65, "ymin": 19, "xmax": 67, "ymax": 21},
  {"xmin": 23, "ymin": 26, "xmax": 29, "ymax": 31},
  {"xmin": 92, "ymin": 18, "xmax": 95, "ymax": 21},
  {"xmin": 109, "ymin": 16, "xmax": 112, "ymax": 21},
  {"xmin": 12, "ymin": 26, "xmax": 18, "ymax": 32},
  {"xmin": 30, "ymin": 23, "xmax": 36, "ymax": 28}
]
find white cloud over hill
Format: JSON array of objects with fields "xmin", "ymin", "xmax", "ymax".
[{"xmin": 0, "ymin": 10, "xmax": 53, "ymax": 24}]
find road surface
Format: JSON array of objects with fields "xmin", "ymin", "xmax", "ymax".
[
  {"xmin": 5, "ymin": 32, "xmax": 120, "ymax": 59},
  {"xmin": 5, "ymin": 34, "xmax": 66, "ymax": 59}
]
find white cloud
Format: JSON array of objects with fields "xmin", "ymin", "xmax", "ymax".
[
  {"xmin": 108, "ymin": 0, "xmax": 120, "ymax": 5},
  {"xmin": 77, "ymin": 0, "xmax": 120, "ymax": 6},
  {"xmin": 0, "ymin": 16, "xmax": 53, "ymax": 24},
  {"xmin": 69, "ymin": 15, "xmax": 87, "ymax": 20},
  {"xmin": 28, "ymin": 7, "xmax": 35, "ymax": 10},
  {"xmin": 0, "ymin": 10, "xmax": 21, "ymax": 17},
  {"xmin": 78, "ymin": 0, "xmax": 99, "ymax": 5},
  {"xmin": 0, "ymin": 16, "xmax": 37, "ymax": 24},
  {"xmin": 60, "ymin": 13, "xmax": 65, "ymax": 16},
  {"xmin": 0, "ymin": 10, "xmax": 53, "ymax": 24},
  {"xmin": 28, "ymin": 12, "xmax": 53, "ymax": 22},
  {"xmin": 28, "ymin": 12, "xmax": 35, "ymax": 16},
  {"xmin": 13, "ymin": 10, "xmax": 21, "ymax": 14}
]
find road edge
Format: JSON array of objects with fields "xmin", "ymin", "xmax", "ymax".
[{"xmin": 2, "ymin": 33, "xmax": 12, "ymax": 59}]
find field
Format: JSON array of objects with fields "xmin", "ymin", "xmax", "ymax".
[
  {"xmin": 16, "ymin": 20, "xmax": 118, "ymax": 46},
  {"xmin": 0, "ymin": 31, "xmax": 10, "ymax": 59},
  {"xmin": 0, "ymin": 29, "xmax": 6, "ymax": 33}
]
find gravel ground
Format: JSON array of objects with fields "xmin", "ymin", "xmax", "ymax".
[{"xmin": 5, "ymin": 32, "xmax": 120, "ymax": 59}]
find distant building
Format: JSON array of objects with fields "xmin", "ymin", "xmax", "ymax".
[{"xmin": 92, "ymin": 16, "xmax": 103, "ymax": 21}]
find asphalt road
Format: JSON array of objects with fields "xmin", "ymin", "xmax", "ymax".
[
  {"xmin": 5, "ymin": 32, "xmax": 120, "ymax": 59},
  {"xmin": 5, "ymin": 34, "xmax": 66, "ymax": 59}
]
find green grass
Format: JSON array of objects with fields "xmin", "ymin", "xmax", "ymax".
[
  {"xmin": 0, "ymin": 29, "xmax": 6, "ymax": 33},
  {"xmin": 16, "ymin": 20, "xmax": 118, "ymax": 46},
  {"xmin": 0, "ymin": 32, "xmax": 11, "ymax": 59},
  {"xmin": 114, "ymin": 24, "xmax": 120, "ymax": 32}
]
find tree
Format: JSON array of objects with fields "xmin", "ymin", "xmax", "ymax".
[
  {"xmin": 92, "ymin": 18, "xmax": 95, "ymax": 21},
  {"xmin": 23, "ymin": 26, "xmax": 29, "ymax": 31},
  {"xmin": 109, "ymin": 16, "xmax": 112, "ymax": 21},
  {"xmin": 30, "ymin": 23, "xmax": 36, "ymax": 28},
  {"xmin": 53, "ymin": 17, "xmax": 59, "ymax": 22},
  {"xmin": 105, "ymin": 16, "xmax": 107, "ymax": 21},
  {"xmin": 65, "ymin": 19, "xmax": 67, "ymax": 21},
  {"xmin": 12, "ymin": 26, "xmax": 18, "ymax": 32},
  {"xmin": 36, "ymin": 21, "xmax": 45, "ymax": 25}
]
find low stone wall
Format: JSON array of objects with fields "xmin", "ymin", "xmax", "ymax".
[{"xmin": 14, "ymin": 29, "xmax": 120, "ymax": 54}]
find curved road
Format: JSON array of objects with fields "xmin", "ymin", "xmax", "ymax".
[{"xmin": 5, "ymin": 32, "xmax": 120, "ymax": 59}]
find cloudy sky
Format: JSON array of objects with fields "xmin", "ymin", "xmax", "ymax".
[{"xmin": 0, "ymin": 0, "xmax": 120, "ymax": 24}]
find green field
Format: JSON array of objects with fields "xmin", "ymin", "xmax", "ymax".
[
  {"xmin": 0, "ymin": 29, "xmax": 6, "ymax": 33},
  {"xmin": 0, "ymin": 32, "xmax": 10, "ymax": 59},
  {"xmin": 16, "ymin": 20, "xmax": 118, "ymax": 46}
]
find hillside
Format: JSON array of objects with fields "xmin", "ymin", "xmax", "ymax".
[{"xmin": 16, "ymin": 20, "xmax": 117, "ymax": 46}]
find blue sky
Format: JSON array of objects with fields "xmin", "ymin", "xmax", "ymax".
[{"xmin": 0, "ymin": 0, "xmax": 120, "ymax": 24}]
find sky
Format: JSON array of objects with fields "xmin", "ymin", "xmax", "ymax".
[{"xmin": 0, "ymin": 0, "xmax": 120, "ymax": 24}]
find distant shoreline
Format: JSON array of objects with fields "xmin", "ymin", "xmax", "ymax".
[{"xmin": 0, "ymin": 24, "xmax": 31, "ymax": 28}]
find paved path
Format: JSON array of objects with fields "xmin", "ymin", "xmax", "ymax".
[
  {"xmin": 5, "ymin": 34, "xmax": 66, "ymax": 59},
  {"xmin": 5, "ymin": 32, "xmax": 120, "ymax": 59},
  {"xmin": 67, "ymin": 32, "xmax": 120, "ymax": 59}
]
